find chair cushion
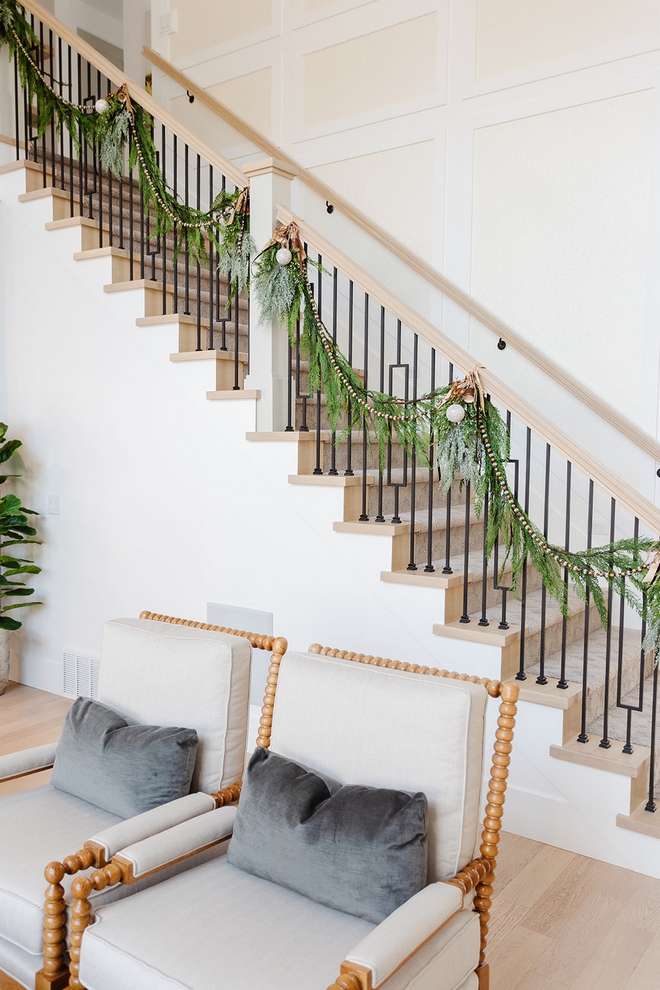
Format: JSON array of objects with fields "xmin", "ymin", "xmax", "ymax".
[
  {"xmin": 79, "ymin": 859, "xmax": 481, "ymax": 990},
  {"xmin": 269, "ymin": 652, "xmax": 488, "ymax": 882},
  {"xmin": 79, "ymin": 855, "xmax": 374, "ymax": 990},
  {"xmin": 227, "ymin": 747, "xmax": 427, "ymax": 923},
  {"xmin": 0, "ymin": 785, "xmax": 120, "ymax": 955},
  {"xmin": 97, "ymin": 618, "xmax": 251, "ymax": 792},
  {"xmin": 51, "ymin": 697, "xmax": 198, "ymax": 818}
]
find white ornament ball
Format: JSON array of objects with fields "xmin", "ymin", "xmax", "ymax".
[
  {"xmin": 95, "ymin": 98, "xmax": 109, "ymax": 114},
  {"xmin": 276, "ymin": 247, "xmax": 292, "ymax": 266},
  {"xmin": 446, "ymin": 403, "xmax": 465, "ymax": 424}
]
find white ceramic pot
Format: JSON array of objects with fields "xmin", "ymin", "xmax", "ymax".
[{"xmin": 0, "ymin": 628, "xmax": 10, "ymax": 696}]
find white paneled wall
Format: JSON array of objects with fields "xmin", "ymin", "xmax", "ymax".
[{"xmin": 151, "ymin": 1, "xmax": 660, "ymax": 474}]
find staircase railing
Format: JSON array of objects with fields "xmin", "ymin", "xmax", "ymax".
[
  {"xmin": 280, "ymin": 205, "xmax": 660, "ymax": 818},
  {"xmin": 12, "ymin": 0, "xmax": 248, "ymax": 378},
  {"xmin": 144, "ymin": 44, "xmax": 660, "ymax": 468}
]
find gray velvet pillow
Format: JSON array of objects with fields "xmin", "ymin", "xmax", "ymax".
[
  {"xmin": 51, "ymin": 697, "xmax": 198, "ymax": 818},
  {"xmin": 227, "ymin": 747, "xmax": 427, "ymax": 923}
]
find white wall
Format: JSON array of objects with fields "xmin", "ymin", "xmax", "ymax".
[{"xmin": 149, "ymin": 0, "xmax": 660, "ymax": 503}]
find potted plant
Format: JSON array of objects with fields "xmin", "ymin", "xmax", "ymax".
[{"xmin": 0, "ymin": 423, "xmax": 41, "ymax": 694}]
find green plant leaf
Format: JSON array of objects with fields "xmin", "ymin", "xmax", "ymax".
[
  {"xmin": 0, "ymin": 438, "xmax": 21, "ymax": 464},
  {"xmin": 0, "ymin": 615, "xmax": 21, "ymax": 630}
]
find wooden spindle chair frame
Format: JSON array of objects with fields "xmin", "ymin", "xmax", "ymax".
[
  {"xmin": 35, "ymin": 611, "xmax": 287, "ymax": 990},
  {"xmin": 62, "ymin": 632, "xmax": 516, "ymax": 990}
]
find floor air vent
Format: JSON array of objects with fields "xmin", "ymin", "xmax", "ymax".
[{"xmin": 62, "ymin": 650, "xmax": 100, "ymax": 699}]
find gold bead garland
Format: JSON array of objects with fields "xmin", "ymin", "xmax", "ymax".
[
  {"xmin": 11, "ymin": 27, "xmax": 90, "ymax": 110},
  {"xmin": 476, "ymin": 414, "xmax": 648, "ymax": 582}
]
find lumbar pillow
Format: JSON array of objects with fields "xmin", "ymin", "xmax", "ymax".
[
  {"xmin": 51, "ymin": 697, "xmax": 199, "ymax": 818},
  {"xmin": 227, "ymin": 747, "xmax": 427, "ymax": 923}
]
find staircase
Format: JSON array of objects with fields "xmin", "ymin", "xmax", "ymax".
[{"xmin": 3, "ymin": 0, "xmax": 660, "ymax": 879}]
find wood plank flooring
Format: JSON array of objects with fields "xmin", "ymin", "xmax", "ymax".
[{"xmin": 0, "ymin": 682, "xmax": 659, "ymax": 989}]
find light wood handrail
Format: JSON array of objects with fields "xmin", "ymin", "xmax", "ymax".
[
  {"xmin": 279, "ymin": 207, "xmax": 660, "ymax": 534},
  {"xmin": 143, "ymin": 45, "xmax": 660, "ymax": 466},
  {"xmin": 20, "ymin": 0, "xmax": 246, "ymax": 189}
]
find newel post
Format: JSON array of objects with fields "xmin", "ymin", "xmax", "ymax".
[{"xmin": 243, "ymin": 157, "xmax": 296, "ymax": 431}]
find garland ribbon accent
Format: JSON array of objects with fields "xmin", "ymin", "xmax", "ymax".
[
  {"xmin": 253, "ymin": 222, "xmax": 660, "ymax": 660},
  {"xmin": 0, "ymin": 0, "xmax": 254, "ymax": 283}
]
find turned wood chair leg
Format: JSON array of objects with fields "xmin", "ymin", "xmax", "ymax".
[{"xmin": 35, "ymin": 862, "xmax": 69, "ymax": 990}]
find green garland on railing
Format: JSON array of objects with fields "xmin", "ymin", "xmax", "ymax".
[
  {"xmin": 253, "ymin": 221, "xmax": 660, "ymax": 658},
  {"xmin": 0, "ymin": 0, "xmax": 254, "ymax": 280}
]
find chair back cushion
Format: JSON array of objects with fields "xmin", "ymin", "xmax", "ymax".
[
  {"xmin": 97, "ymin": 618, "xmax": 251, "ymax": 793},
  {"xmin": 269, "ymin": 652, "xmax": 488, "ymax": 882}
]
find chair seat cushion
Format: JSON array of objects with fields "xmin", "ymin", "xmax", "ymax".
[
  {"xmin": 51, "ymin": 697, "xmax": 199, "ymax": 818},
  {"xmin": 0, "ymin": 785, "xmax": 120, "ymax": 955},
  {"xmin": 79, "ymin": 858, "xmax": 482, "ymax": 990},
  {"xmin": 227, "ymin": 747, "xmax": 428, "ymax": 923},
  {"xmin": 79, "ymin": 855, "xmax": 374, "ymax": 990}
]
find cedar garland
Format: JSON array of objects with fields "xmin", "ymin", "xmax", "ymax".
[
  {"xmin": 253, "ymin": 223, "xmax": 660, "ymax": 659},
  {"xmin": 0, "ymin": 0, "xmax": 253, "ymax": 278}
]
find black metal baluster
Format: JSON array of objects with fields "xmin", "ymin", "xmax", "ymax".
[
  {"xmin": 233, "ymin": 275, "xmax": 240, "ymax": 388},
  {"xmin": 39, "ymin": 21, "xmax": 46, "ymax": 184},
  {"xmin": 172, "ymin": 135, "xmax": 178, "ymax": 308},
  {"xmin": 442, "ymin": 363, "xmax": 454, "ymax": 575},
  {"xmin": 388, "ymin": 320, "xmax": 407, "ymax": 527},
  {"xmin": 645, "ymin": 659, "xmax": 658, "ymax": 812},
  {"xmin": 344, "ymin": 281, "xmax": 354, "ymax": 476},
  {"xmin": 425, "ymin": 350, "xmax": 436, "ymax": 572},
  {"xmin": 57, "ymin": 36, "xmax": 64, "ymax": 187},
  {"xmin": 285, "ymin": 331, "xmax": 294, "ymax": 432},
  {"xmin": 407, "ymin": 334, "xmax": 419, "ymax": 570},
  {"xmin": 314, "ymin": 255, "xmax": 323, "ymax": 474},
  {"xmin": 77, "ymin": 54, "xmax": 83, "ymax": 216},
  {"xmin": 328, "ymin": 268, "xmax": 339, "ymax": 475},
  {"xmin": 479, "ymin": 478, "xmax": 490, "ymax": 627},
  {"xmin": 557, "ymin": 461, "xmax": 572, "ymax": 689},
  {"xmin": 67, "ymin": 46, "xmax": 74, "ymax": 213},
  {"xmin": 184, "ymin": 145, "xmax": 190, "ymax": 314},
  {"xmin": 493, "ymin": 409, "xmax": 515, "ymax": 630},
  {"xmin": 599, "ymin": 499, "xmax": 617, "ymax": 749},
  {"xmin": 577, "ymin": 479, "xmax": 595, "ymax": 742},
  {"xmin": 460, "ymin": 482, "xmax": 471, "ymax": 622},
  {"xmin": 516, "ymin": 428, "xmax": 532, "ymax": 680},
  {"xmin": 208, "ymin": 163, "xmax": 214, "ymax": 347},
  {"xmin": 196, "ymin": 155, "xmax": 201, "ymax": 349},
  {"xmin": 162, "ymin": 125, "xmax": 168, "ymax": 316},
  {"xmin": 359, "ymin": 294, "xmax": 370, "ymax": 520},
  {"xmin": 375, "ymin": 306, "xmax": 386, "ymax": 521},
  {"xmin": 536, "ymin": 444, "xmax": 552, "ymax": 685},
  {"xmin": 617, "ymin": 518, "xmax": 643, "ymax": 755},
  {"xmin": 13, "ymin": 49, "xmax": 20, "ymax": 160},
  {"xmin": 128, "ymin": 132, "xmax": 135, "ymax": 280},
  {"xmin": 96, "ymin": 69, "xmax": 103, "ymax": 245}
]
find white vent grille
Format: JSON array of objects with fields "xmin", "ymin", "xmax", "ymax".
[{"xmin": 62, "ymin": 650, "xmax": 100, "ymax": 699}]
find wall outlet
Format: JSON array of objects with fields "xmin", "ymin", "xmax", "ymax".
[
  {"xmin": 160, "ymin": 10, "xmax": 178, "ymax": 35},
  {"xmin": 48, "ymin": 494, "xmax": 61, "ymax": 515}
]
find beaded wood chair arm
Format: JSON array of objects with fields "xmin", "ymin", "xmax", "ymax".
[
  {"xmin": 35, "ymin": 613, "xmax": 287, "ymax": 990},
  {"xmin": 311, "ymin": 644, "xmax": 519, "ymax": 990}
]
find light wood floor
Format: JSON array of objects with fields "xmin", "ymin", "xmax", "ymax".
[{"xmin": 1, "ymin": 683, "xmax": 659, "ymax": 990}]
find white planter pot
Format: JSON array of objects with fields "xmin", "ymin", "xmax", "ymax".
[{"xmin": 0, "ymin": 628, "xmax": 10, "ymax": 696}]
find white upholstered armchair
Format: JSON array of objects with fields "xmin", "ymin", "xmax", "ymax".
[
  {"xmin": 71, "ymin": 642, "xmax": 518, "ymax": 990},
  {"xmin": 0, "ymin": 612, "xmax": 287, "ymax": 990}
]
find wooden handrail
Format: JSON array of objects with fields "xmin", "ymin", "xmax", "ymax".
[
  {"xmin": 20, "ymin": 0, "xmax": 246, "ymax": 189},
  {"xmin": 144, "ymin": 44, "xmax": 660, "ymax": 466},
  {"xmin": 279, "ymin": 207, "xmax": 660, "ymax": 534}
]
